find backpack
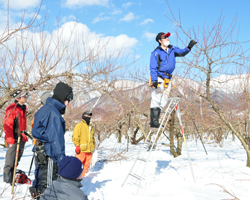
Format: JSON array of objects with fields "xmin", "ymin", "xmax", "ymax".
[{"xmin": 15, "ymin": 170, "xmax": 32, "ymax": 185}]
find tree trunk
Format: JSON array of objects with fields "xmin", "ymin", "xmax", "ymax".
[
  {"xmin": 208, "ymin": 98, "xmax": 250, "ymax": 167},
  {"xmin": 117, "ymin": 124, "xmax": 122, "ymax": 143},
  {"xmin": 169, "ymin": 110, "xmax": 181, "ymax": 157},
  {"xmin": 247, "ymin": 152, "xmax": 250, "ymax": 167}
]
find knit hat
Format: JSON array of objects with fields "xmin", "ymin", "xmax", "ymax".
[
  {"xmin": 41, "ymin": 91, "xmax": 53, "ymax": 105},
  {"xmin": 58, "ymin": 156, "xmax": 83, "ymax": 179},
  {"xmin": 52, "ymin": 82, "xmax": 73, "ymax": 104},
  {"xmin": 156, "ymin": 32, "xmax": 171, "ymax": 42}
]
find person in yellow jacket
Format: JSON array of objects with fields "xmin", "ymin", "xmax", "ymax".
[{"xmin": 72, "ymin": 111, "xmax": 95, "ymax": 177}]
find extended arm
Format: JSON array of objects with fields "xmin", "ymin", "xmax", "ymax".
[{"xmin": 174, "ymin": 40, "xmax": 197, "ymax": 57}]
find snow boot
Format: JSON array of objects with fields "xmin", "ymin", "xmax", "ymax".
[
  {"xmin": 150, "ymin": 107, "xmax": 161, "ymax": 128},
  {"xmin": 3, "ymin": 171, "xmax": 13, "ymax": 184},
  {"xmin": 29, "ymin": 187, "xmax": 41, "ymax": 199}
]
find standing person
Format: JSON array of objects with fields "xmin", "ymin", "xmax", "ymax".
[
  {"xmin": 40, "ymin": 156, "xmax": 88, "ymax": 200},
  {"xmin": 149, "ymin": 32, "xmax": 197, "ymax": 128},
  {"xmin": 72, "ymin": 111, "xmax": 95, "ymax": 177},
  {"xmin": 32, "ymin": 82, "xmax": 73, "ymax": 194},
  {"xmin": 3, "ymin": 90, "xmax": 29, "ymax": 184},
  {"xmin": 29, "ymin": 91, "xmax": 53, "ymax": 199}
]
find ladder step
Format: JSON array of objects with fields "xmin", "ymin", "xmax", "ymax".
[
  {"xmin": 129, "ymin": 173, "xmax": 142, "ymax": 180},
  {"xmin": 137, "ymin": 157, "xmax": 147, "ymax": 162}
]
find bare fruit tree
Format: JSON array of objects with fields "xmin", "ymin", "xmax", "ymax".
[{"xmin": 0, "ymin": 8, "xmax": 137, "ymax": 141}]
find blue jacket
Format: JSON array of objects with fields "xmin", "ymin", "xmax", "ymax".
[
  {"xmin": 150, "ymin": 45, "xmax": 190, "ymax": 82},
  {"xmin": 32, "ymin": 97, "xmax": 66, "ymax": 164}
]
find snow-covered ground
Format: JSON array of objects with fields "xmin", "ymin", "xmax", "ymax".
[{"xmin": 0, "ymin": 132, "xmax": 249, "ymax": 200}]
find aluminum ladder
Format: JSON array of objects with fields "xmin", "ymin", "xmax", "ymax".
[{"xmin": 121, "ymin": 97, "xmax": 185, "ymax": 195}]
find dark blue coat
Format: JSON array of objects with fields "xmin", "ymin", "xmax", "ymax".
[
  {"xmin": 150, "ymin": 45, "xmax": 190, "ymax": 82},
  {"xmin": 32, "ymin": 97, "xmax": 66, "ymax": 164}
]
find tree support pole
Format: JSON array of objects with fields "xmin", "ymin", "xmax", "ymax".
[
  {"xmin": 193, "ymin": 119, "xmax": 208, "ymax": 155},
  {"xmin": 175, "ymin": 104, "xmax": 196, "ymax": 183}
]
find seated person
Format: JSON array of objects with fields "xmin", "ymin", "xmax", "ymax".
[{"xmin": 40, "ymin": 156, "xmax": 88, "ymax": 200}]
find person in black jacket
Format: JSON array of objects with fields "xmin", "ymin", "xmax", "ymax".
[{"xmin": 40, "ymin": 156, "xmax": 88, "ymax": 200}]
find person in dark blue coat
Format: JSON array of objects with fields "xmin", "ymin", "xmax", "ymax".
[
  {"xmin": 40, "ymin": 156, "xmax": 88, "ymax": 200},
  {"xmin": 32, "ymin": 82, "xmax": 73, "ymax": 196},
  {"xmin": 29, "ymin": 91, "xmax": 53, "ymax": 199},
  {"xmin": 149, "ymin": 32, "xmax": 197, "ymax": 127}
]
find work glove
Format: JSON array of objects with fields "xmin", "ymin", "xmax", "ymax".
[
  {"xmin": 75, "ymin": 146, "xmax": 80, "ymax": 154},
  {"xmin": 152, "ymin": 81, "xmax": 158, "ymax": 89},
  {"xmin": 187, "ymin": 40, "xmax": 197, "ymax": 50}
]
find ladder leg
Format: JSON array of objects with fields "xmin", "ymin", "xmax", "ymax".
[{"xmin": 136, "ymin": 99, "xmax": 179, "ymax": 194}]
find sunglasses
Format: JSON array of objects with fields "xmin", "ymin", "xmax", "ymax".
[{"xmin": 65, "ymin": 92, "xmax": 73, "ymax": 103}]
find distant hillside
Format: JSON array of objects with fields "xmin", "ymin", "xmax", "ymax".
[{"xmin": 77, "ymin": 74, "xmax": 249, "ymax": 116}]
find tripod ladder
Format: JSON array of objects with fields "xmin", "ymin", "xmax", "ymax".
[{"xmin": 121, "ymin": 97, "xmax": 196, "ymax": 195}]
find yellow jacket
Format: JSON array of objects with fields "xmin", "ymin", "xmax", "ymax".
[{"xmin": 72, "ymin": 119, "xmax": 95, "ymax": 153}]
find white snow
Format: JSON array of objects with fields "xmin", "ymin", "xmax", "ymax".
[{"xmin": 0, "ymin": 131, "xmax": 250, "ymax": 200}]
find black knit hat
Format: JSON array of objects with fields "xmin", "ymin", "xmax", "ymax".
[{"xmin": 52, "ymin": 82, "xmax": 73, "ymax": 104}]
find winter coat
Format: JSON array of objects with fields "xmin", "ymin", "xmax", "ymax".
[
  {"xmin": 32, "ymin": 97, "xmax": 66, "ymax": 164},
  {"xmin": 150, "ymin": 45, "xmax": 190, "ymax": 82},
  {"xmin": 4, "ymin": 102, "xmax": 28, "ymax": 144},
  {"xmin": 40, "ymin": 177, "xmax": 88, "ymax": 200},
  {"xmin": 72, "ymin": 120, "xmax": 95, "ymax": 153}
]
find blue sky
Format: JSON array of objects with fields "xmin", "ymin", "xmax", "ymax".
[{"xmin": 1, "ymin": 0, "xmax": 250, "ymax": 78}]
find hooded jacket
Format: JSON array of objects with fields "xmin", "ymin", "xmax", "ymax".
[
  {"xmin": 4, "ymin": 102, "xmax": 28, "ymax": 144},
  {"xmin": 32, "ymin": 97, "xmax": 66, "ymax": 164},
  {"xmin": 72, "ymin": 120, "xmax": 95, "ymax": 153},
  {"xmin": 40, "ymin": 177, "xmax": 88, "ymax": 200},
  {"xmin": 150, "ymin": 45, "xmax": 190, "ymax": 82}
]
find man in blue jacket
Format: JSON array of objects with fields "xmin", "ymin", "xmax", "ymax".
[
  {"xmin": 32, "ymin": 82, "xmax": 73, "ymax": 196},
  {"xmin": 149, "ymin": 32, "xmax": 196, "ymax": 128},
  {"xmin": 29, "ymin": 91, "xmax": 53, "ymax": 199}
]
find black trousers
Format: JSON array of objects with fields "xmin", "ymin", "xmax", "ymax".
[
  {"xmin": 3, "ymin": 141, "xmax": 25, "ymax": 183},
  {"xmin": 38, "ymin": 157, "xmax": 58, "ymax": 194},
  {"xmin": 4, "ymin": 141, "xmax": 25, "ymax": 173}
]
